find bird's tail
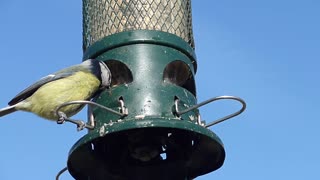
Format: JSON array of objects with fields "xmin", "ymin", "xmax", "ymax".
[{"xmin": 0, "ymin": 105, "xmax": 17, "ymax": 117}]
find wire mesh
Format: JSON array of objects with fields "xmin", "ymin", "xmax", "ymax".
[{"xmin": 83, "ymin": 0, "xmax": 195, "ymax": 51}]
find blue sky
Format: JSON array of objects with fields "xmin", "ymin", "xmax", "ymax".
[{"xmin": 0, "ymin": 0, "xmax": 319, "ymax": 179}]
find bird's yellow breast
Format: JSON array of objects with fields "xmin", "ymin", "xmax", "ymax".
[{"xmin": 18, "ymin": 71, "xmax": 101, "ymax": 120}]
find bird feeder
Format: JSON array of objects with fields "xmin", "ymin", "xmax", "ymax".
[{"xmin": 60, "ymin": 0, "xmax": 246, "ymax": 179}]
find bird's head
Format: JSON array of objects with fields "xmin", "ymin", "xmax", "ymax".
[{"xmin": 83, "ymin": 59, "xmax": 112, "ymax": 89}]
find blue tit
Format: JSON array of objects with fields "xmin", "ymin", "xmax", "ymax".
[{"xmin": 0, "ymin": 59, "xmax": 111, "ymax": 120}]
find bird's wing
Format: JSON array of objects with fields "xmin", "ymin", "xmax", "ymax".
[{"xmin": 8, "ymin": 71, "xmax": 74, "ymax": 105}]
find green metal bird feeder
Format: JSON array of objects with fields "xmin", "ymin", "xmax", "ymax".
[{"xmin": 57, "ymin": 0, "xmax": 246, "ymax": 179}]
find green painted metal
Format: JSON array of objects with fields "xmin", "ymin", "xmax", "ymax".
[
  {"xmin": 68, "ymin": 121, "xmax": 225, "ymax": 179},
  {"xmin": 67, "ymin": 30, "xmax": 225, "ymax": 179},
  {"xmin": 83, "ymin": 30, "xmax": 197, "ymax": 73}
]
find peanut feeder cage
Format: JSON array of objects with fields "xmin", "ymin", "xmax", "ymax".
[{"xmin": 57, "ymin": 0, "xmax": 246, "ymax": 179}]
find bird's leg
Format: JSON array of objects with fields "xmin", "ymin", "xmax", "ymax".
[
  {"xmin": 57, "ymin": 111, "xmax": 67, "ymax": 124},
  {"xmin": 57, "ymin": 111, "xmax": 87, "ymax": 131}
]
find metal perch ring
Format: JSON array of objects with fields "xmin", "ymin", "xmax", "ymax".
[
  {"xmin": 175, "ymin": 95, "xmax": 246, "ymax": 128},
  {"xmin": 55, "ymin": 166, "xmax": 68, "ymax": 180},
  {"xmin": 55, "ymin": 100, "xmax": 128, "ymax": 131}
]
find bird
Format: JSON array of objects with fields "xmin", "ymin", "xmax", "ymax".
[{"xmin": 0, "ymin": 59, "xmax": 111, "ymax": 122}]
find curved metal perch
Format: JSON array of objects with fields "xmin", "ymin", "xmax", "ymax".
[
  {"xmin": 55, "ymin": 167, "xmax": 68, "ymax": 180},
  {"xmin": 55, "ymin": 100, "xmax": 128, "ymax": 131},
  {"xmin": 175, "ymin": 95, "xmax": 246, "ymax": 128}
]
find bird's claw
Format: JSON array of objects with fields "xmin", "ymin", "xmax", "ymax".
[
  {"xmin": 56, "ymin": 111, "xmax": 90, "ymax": 131},
  {"xmin": 76, "ymin": 121, "xmax": 86, "ymax": 131},
  {"xmin": 57, "ymin": 111, "xmax": 67, "ymax": 124}
]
